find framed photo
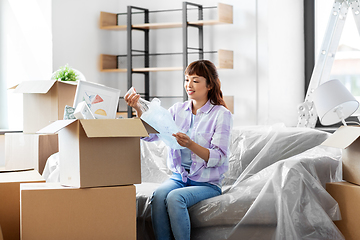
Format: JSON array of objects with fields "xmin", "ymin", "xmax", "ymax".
[{"xmin": 73, "ymin": 80, "xmax": 120, "ymax": 119}]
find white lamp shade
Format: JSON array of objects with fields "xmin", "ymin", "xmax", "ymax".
[{"xmin": 313, "ymin": 79, "xmax": 359, "ymax": 126}]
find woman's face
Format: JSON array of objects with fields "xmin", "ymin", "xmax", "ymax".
[{"xmin": 184, "ymin": 74, "xmax": 211, "ymax": 102}]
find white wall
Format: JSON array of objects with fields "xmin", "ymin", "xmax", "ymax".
[
  {"xmin": 257, "ymin": 0, "xmax": 304, "ymax": 125},
  {"xmin": 52, "ymin": 0, "xmax": 304, "ymax": 127},
  {"xmin": 0, "ymin": 135, "xmax": 4, "ymax": 167},
  {"xmin": 0, "ymin": 0, "xmax": 52, "ymax": 130}
]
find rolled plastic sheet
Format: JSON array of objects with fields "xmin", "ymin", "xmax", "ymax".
[{"xmin": 136, "ymin": 123, "xmax": 344, "ymax": 240}]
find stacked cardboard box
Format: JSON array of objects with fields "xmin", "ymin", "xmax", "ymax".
[
  {"xmin": 0, "ymin": 169, "xmax": 45, "ymax": 240},
  {"xmin": 21, "ymin": 183, "xmax": 136, "ymax": 240},
  {"xmin": 0, "ymin": 80, "xmax": 76, "ymax": 240},
  {"xmin": 19, "ymin": 118, "xmax": 157, "ymax": 239},
  {"xmin": 0, "ymin": 224, "xmax": 3, "ymax": 240},
  {"xmin": 322, "ymin": 126, "xmax": 360, "ymax": 240},
  {"xmin": 5, "ymin": 80, "xmax": 77, "ymax": 174},
  {"xmin": 5, "ymin": 80, "xmax": 155, "ymax": 239},
  {"xmin": 10, "ymin": 80, "xmax": 77, "ymax": 134}
]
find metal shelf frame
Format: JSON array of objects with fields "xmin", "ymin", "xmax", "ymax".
[
  {"xmin": 182, "ymin": 2, "xmax": 204, "ymax": 100},
  {"xmin": 127, "ymin": 6, "xmax": 150, "ymax": 118},
  {"xmin": 99, "ymin": 2, "xmax": 233, "ymax": 117},
  {"xmin": 125, "ymin": 2, "xmax": 206, "ymax": 117}
]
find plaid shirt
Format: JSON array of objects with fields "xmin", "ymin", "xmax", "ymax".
[{"xmin": 143, "ymin": 100, "xmax": 233, "ymax": 187}]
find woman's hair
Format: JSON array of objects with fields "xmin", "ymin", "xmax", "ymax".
[{"xmin": 185, "ymin": 60, "xmax": 228, "ymax": 109}]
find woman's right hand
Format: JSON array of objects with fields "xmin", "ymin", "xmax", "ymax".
[{"xmin": 124, "ymin": 93, "xmax": 143, "ymax": 117}]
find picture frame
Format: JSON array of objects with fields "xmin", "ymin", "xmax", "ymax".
[{"xmin": 73, "ymin": 80, "xmax": 120, "ymax": 119}]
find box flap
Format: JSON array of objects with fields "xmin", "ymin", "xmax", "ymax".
[
  {"xmin": 20, "ymin": 182, "xmax": 76, "ymax": 191},
  {"xmin": 12, "ymin": 80, "xmax": 57, "ymax": 94},
  {"xmin": 0, "ymin": 167, "xmax": 34, "ymax": 173},
  {"xmin": 79, "ymin": 118, "xmax": 151, "ymax": 137},
  {"xmin": 37, "ymin": 119, "xmax": 78, "ymax": 134},
  {"xmin": 321, "ymin": 126, "xmax": 360, "ymax": 149},
  {"xmin": 8, "ymin": 84, "xmax": 19, "ymax": 90},
  {"xmin": 140, "ymin": 118, "xmax": 158, "ymax": 134},
  {"xmin": 58, "ymin": 80, "xmax": 78, "ymax": 86},
  {"xmin": 0, "ymin": 169, "xmax": 44, "ymax": 183}
]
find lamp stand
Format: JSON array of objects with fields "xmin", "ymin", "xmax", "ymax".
[{"xmin": 334, "ymin": 105, "xmax": 347, "ymax": 126}]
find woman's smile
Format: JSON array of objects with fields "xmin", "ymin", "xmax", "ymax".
[{"xmin": 187, "ymin": 89, "xmax": 195, "ymax": 95}]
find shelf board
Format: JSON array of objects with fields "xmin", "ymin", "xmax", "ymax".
[
  {"xmin": 223, "ymin": 96, "xmax": 234, "ymax": 114},
  {"xmin": 101, "ymin": 67, "xmax": 182, "ymax": 72},
  {"xmin": 133, "ymin": 67, "xmax": 183, "ymax": 72},
  {"xmin": 100, "ymin": 3, "xmax": 232, "ymax": 30},
  {"xmin": 116, "ymin": 111, "xmax": 136, "ymax": 119},
  {"xmin": 99, "ymin": 49, "xmax": 233, "ymax": 72},
  {"xmin": 217, "ymin": 49, "xmax": 233, "ymax": 69}
]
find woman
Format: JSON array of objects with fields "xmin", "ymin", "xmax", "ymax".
[{"xmin": 125, "ymin": 60, "xmax": 233, "ymax": 240}]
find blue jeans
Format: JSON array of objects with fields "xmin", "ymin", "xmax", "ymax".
[{"xmin": 151, "ymin": 173, "xmax": 221, "ymax": 240}]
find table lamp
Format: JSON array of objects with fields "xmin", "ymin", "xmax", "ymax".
[{"xmin": 313, "ymin": 79, "xmax": 359, "ymax": 126}]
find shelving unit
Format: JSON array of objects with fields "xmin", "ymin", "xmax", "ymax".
[
  {"xmin": 99, "ymin": 2, "xmax": 233, "ymax": 117},
  {"xmin": 99, "ymin": 50, "xmax": 233, "ymax": 72},
  {"xmin": 99, "ymin": 3, "xmax": 232, "ymax": 30}
]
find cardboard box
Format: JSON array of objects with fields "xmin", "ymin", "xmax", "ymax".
[
  {"xmin": 326, "ymin": 181, "xmax": 360, "ymax": 240},
  {"xmin": 10, "ymin": 80, "xmax": 77, "ymax": 133},
  {"xmin": 38, "ymin": 118, "xmax": 157, "ymax": 188},
  {"xmin": 5, "ymin": 133, "xmax": 58, "ymax": 174},
  {"xmin": 20, "ymin": 183, "xmax": 136, "ymax": 240},
  {"xmin": 0, "ymin": 225, "xmax": 3, "ymax": 240},
  {"xmin": 0, "ymin": 169, "xmax": 45, "ymax": 240},
  {"xmin": 322, "ymin": 126, "xmax": 360, "ymax": 185}
]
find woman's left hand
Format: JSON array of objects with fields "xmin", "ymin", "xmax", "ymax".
[
  {"xmin": 173, "ymin": 132, "xmax": 210, "ymax": 161},
  {"xmin": 172, "ymin": 132, "xmax": 193, "ymax": 148}
]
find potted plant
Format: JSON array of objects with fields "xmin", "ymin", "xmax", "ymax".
[{"xmin": 52, "ymin": 64, "xmax": 83, "ymax": 81}]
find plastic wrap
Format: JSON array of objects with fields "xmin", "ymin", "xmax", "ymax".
[
  {"xmin": 42, "ymin": 152, "xmax": 60, "ymax": 183},
  {"xmin": 140, "ymin": 98, "xmax": 184, "ymax": 150},
  {"xmin": 136, "ymin": 123, "xmax": 344, "ymax": 240}
]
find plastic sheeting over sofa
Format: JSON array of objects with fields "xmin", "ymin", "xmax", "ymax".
[{"xmin": 137, "ymin": 124, "xmax": 344, "ymax": 240}]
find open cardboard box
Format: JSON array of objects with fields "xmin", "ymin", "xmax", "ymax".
[
  {"xmin": 322, "ymin": 126, "xmax": 360, "ymax": 185},
  {"xmin": 10, "ymin": 80, "xmax": 77, "ymax": 133},
  {"xmin": 38, "ymin": 118, "xmax": 157, "ymax": 188},
  {"xmin": 0, "ymin": 169, "xmax": 44, "ymax": 240},
  {"xmin": 20, "ymin": 183, "xmax": 136, "ymax": 240}
]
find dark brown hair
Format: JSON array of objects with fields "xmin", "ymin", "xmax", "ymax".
[{"xmin": 185, "ymin": 60, "xmax": 228, "ymax": 109}]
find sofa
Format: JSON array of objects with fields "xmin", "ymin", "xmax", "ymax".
[{"xmin": 136, "ymin": 123, "xmax": 344, "ymax": 240}]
